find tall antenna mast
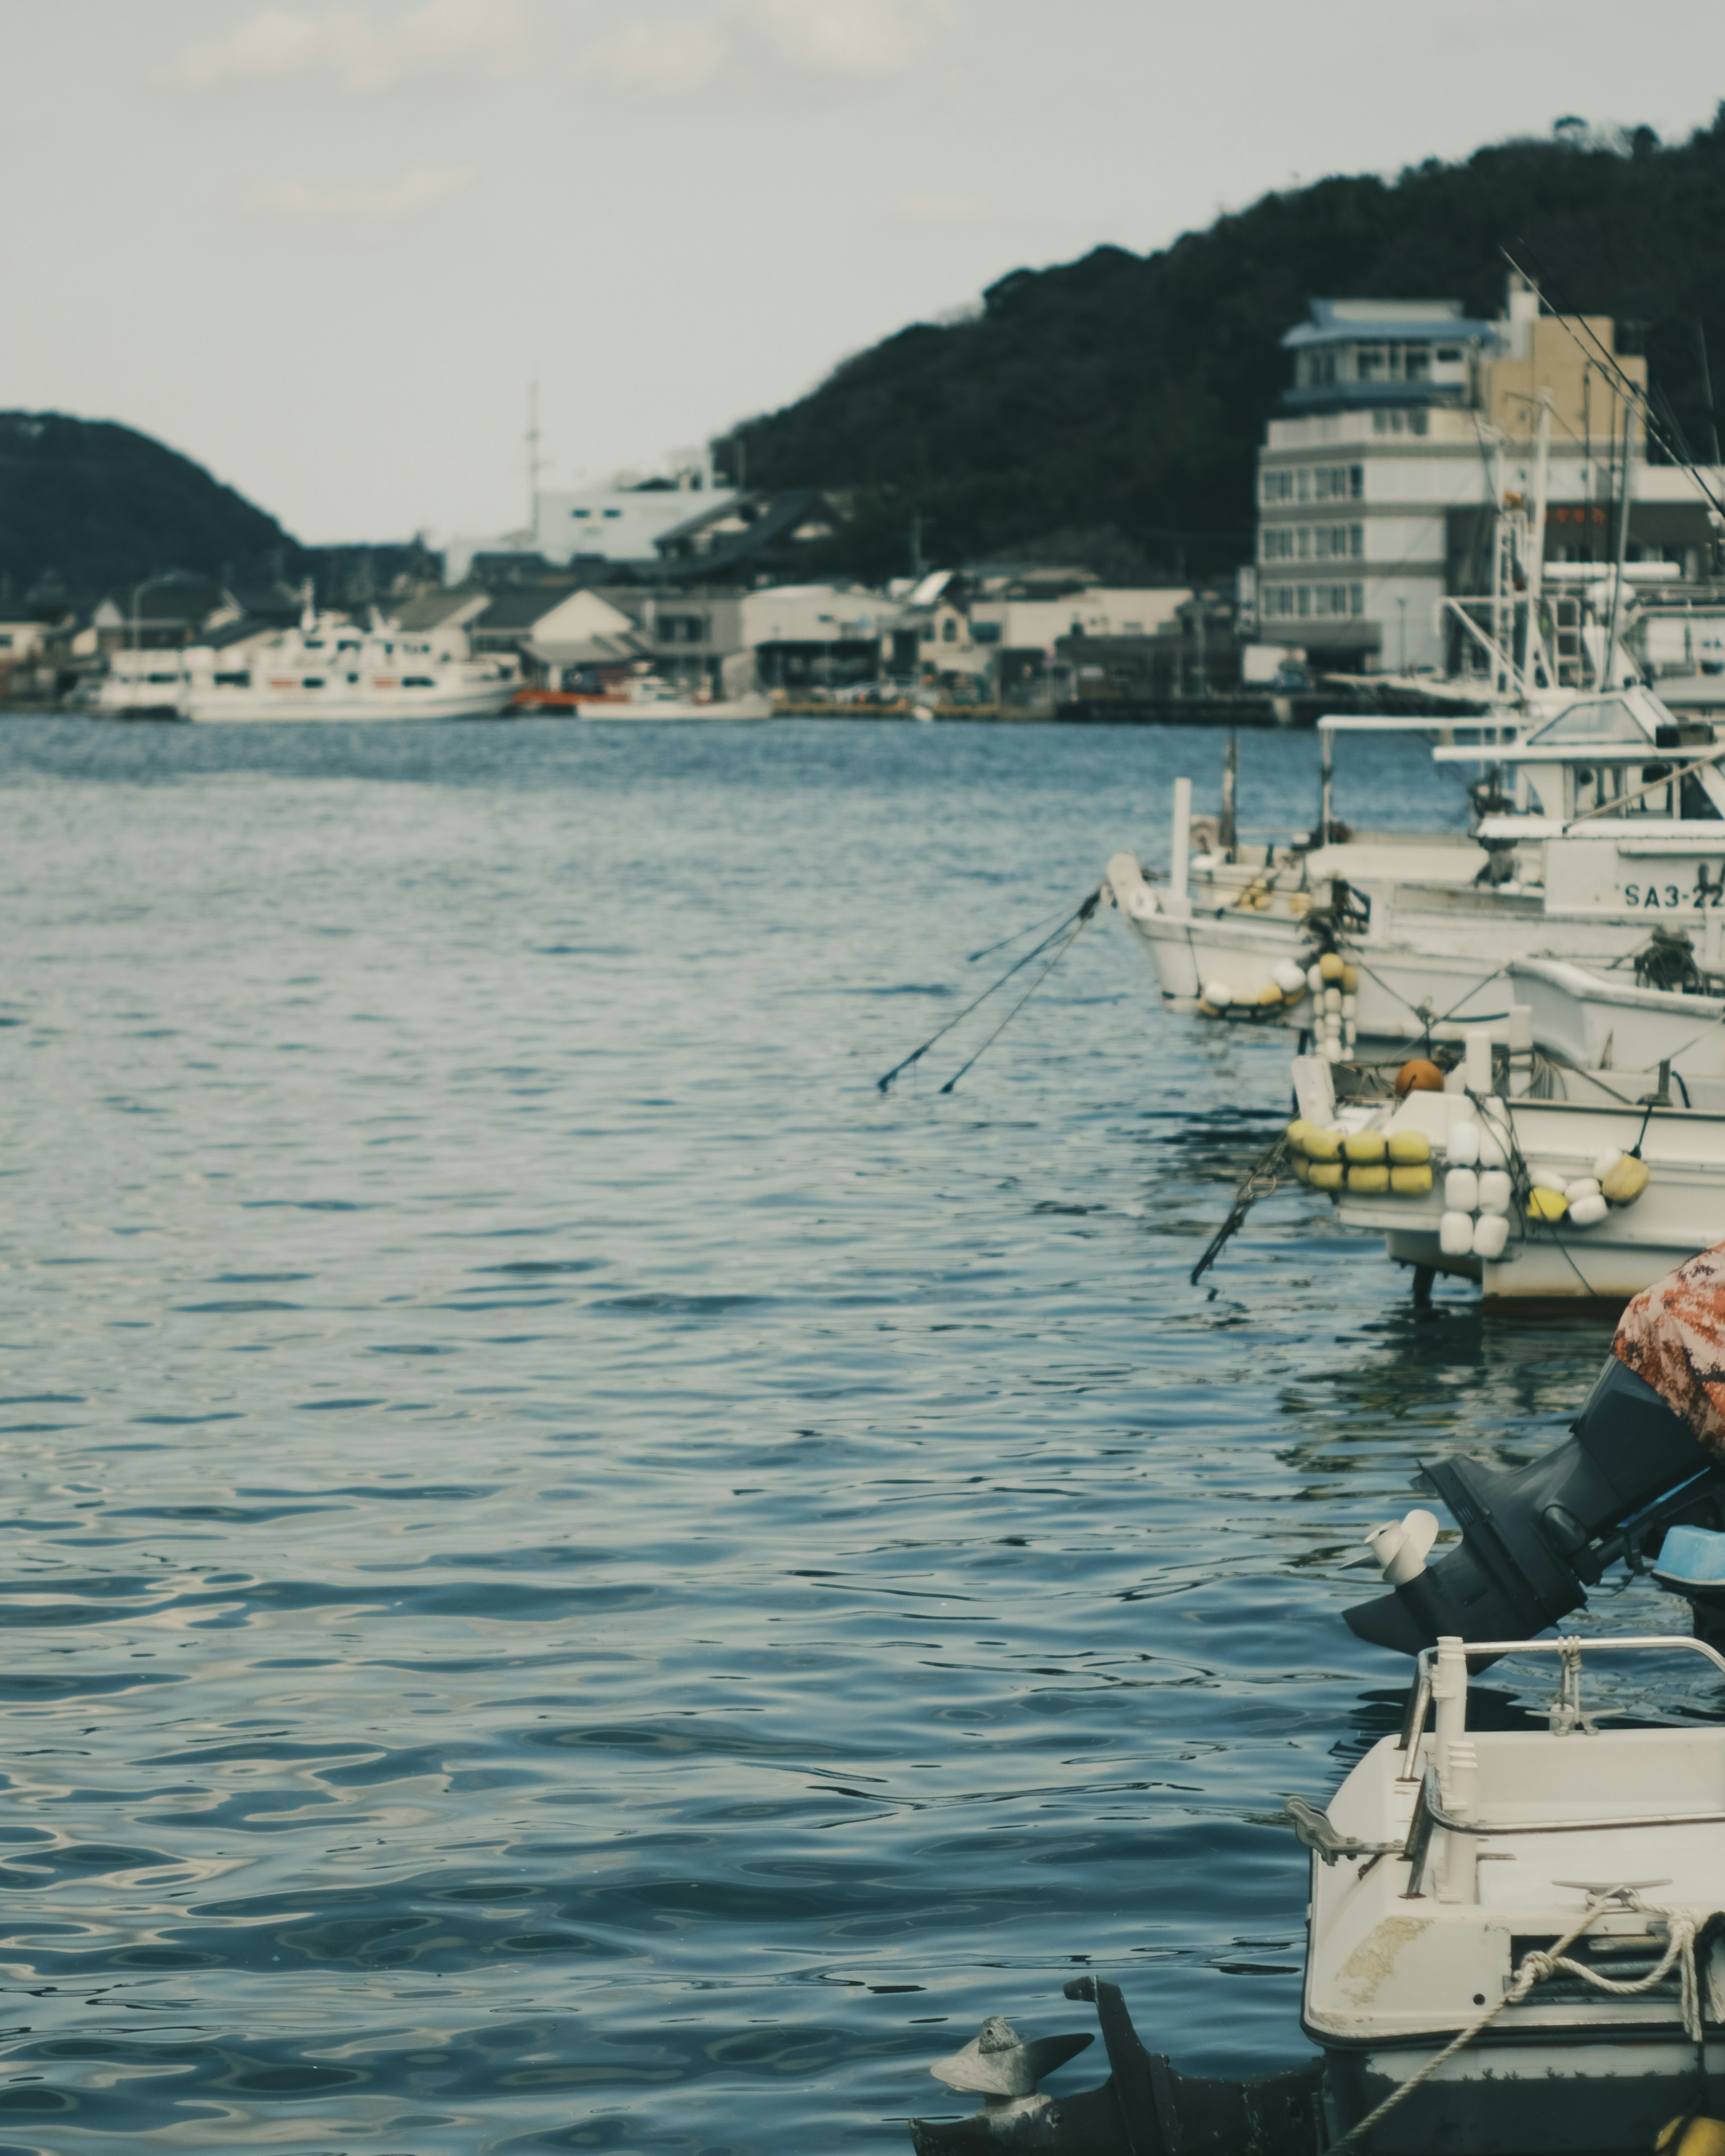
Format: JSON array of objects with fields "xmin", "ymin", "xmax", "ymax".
[{"xmin": 526, "ymin": 379, "xmax": 544, "ymax": 534}]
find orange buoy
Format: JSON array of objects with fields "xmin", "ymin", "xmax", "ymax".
[{"xmin": 1395, "ymin": 1058, "xmax": 1443, "ymax": 1097}]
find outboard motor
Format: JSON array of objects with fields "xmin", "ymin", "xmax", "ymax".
[{"xmin": 1346, "ymin": 1354, "xmax": 1724, "ymax": 1654}]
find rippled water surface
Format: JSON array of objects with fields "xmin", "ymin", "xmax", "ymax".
[{"xmin": 0, "ymin": 716, "xmax": 1689, "ymax": 2153}]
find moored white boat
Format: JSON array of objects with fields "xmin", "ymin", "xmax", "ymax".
[
  {"xmin": 97, "ymin": 610, "xmax": 516, "ymax": 722},
  {"xmin": 1306, "ymin": 1051, "xmax": 1725, "ymax": 1304},
  {"xmin": 1107, "ymin": 686, "xmax": 1725, "ymax": 1058},
  {"xmin": 562, "ymin": 676, "xmax": 771, "ymax": 721},
  {"xmin": 1509, "ymin": 956, "xmax": 1725, "ymax": 1081}
]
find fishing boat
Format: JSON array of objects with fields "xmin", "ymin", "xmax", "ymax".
[
  {"xmin": 1290, "ymin": 1033, "xmax": 1725, "ymax": 1305},
  {"xmin": 513, "ymin": 675, "xmax": 771, "ymax": 720},
  {"xmin": 97, "ymin": 609, "xmax": 516, "ymax": 722},
  {"xmin": 912, "ymin": 1296, "xmax": 1725, "ymax": 2156},
  {"xmin": 1107, "ymin": 684, "xmax": 1725, "ymax": 1060},
  {"xmin": 1508, "ymin": 957, "xmax": 1725, "ymax": 1080}
]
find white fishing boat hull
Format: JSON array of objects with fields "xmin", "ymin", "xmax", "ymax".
[
  {"xmin": 1510, "ymin": 957, "xmax": 1725, "ymax": 1080},
  {"xmin": 1306, "ymin": 1637, "xmax": 1725, "ymax": 2154},
  {"xmin": 571, "ymin": 692, "xmax": 772, "ymax": 721},
  {"xmin": 1106, "ymin": 855, "xmax": 1656, "ymax": 1050},
  {"xmin": 182, "ymin": 681, "xmax": 516, "ymax": 723},
  {"xmin": 1326, "ymin": 1081, "xmax": 1725, "ymax": 1303}
]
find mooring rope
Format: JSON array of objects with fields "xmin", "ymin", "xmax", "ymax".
[{"xmin": 1331, "ymin": 1887, "xmax": 1703, "ymax": 2155}]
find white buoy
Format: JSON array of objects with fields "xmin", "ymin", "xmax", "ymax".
[
  {"xmin": 1439, "ymin": 1211, "xmax": 1474, "ymax": 1256},
  {"xmin": 1274, "ymin": 959, "xmax": 1306, "ymax": 995},
  {"xmin": 1445, "ymin": 1121, "xmax": 1481, "ymax": 1166},
  {"xmin": 1472, "ymin": 1212, "xmax": 1509, "ymax": 1260},
  {"xmin": 1443, "ymin": 1166, "xmax": 1480, "ymax": 1212},
  {"xmin": 1464, "ymin": 1029, "xmax": 1493, "ymax": 1094},
  {"xmin": 1323, "ymin": 986, "xmax": 1342, "ymax": 1015},
  {"xmin": 1306, "ymin": 963, "xmax": 1325, "ymax": 994},
  {"xmin": 1476, "ymin": 1125, "xmax": 1508, "ymax": 1171},
  {"xmin": 1569, "ymin": 1192, "xmax": 1609, "ymax": 1227},
  {"xmin": 1565, "ymin": 1176, "xmax": 1601, "ymax": 1203},
  {"xmin": 1476, "ymin": 1169, "xmax": 1513, "ymax": 1215},
  {"xmin": 1203, "ymin": 980, "xmax": 1233, "ymax": 1009}
]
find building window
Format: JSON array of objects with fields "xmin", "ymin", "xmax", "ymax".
[
  {"xmin": 1297, "ymin": 526, "xmax": 1312, "ymax": 559},
  {"xmin": 602, "ymin": 508, "xmax": 622, "ymax": 519},
  {"xmin": 1350, "ymin": 524, "xmax": 1364, "ymax": 558},
  {"xmin": 571, "ymin": 508, "xmax": 591, "ymax": 518},
  {"xmin": 1261, "ymin": 527, "xmax": 1294, "ymax": 561},
  {"xmin": 1296, "ymin": 586, "xmax": 1311, "ymax": 617},
  {"xmin": 1296, "ymin": 468, "xmax": 1311, "ymax": 503},
  {"xmin": 1350, "ymin": 584, "xmax": 1365, "ymax": 616},
  {"xmin": 942, "ymin": 618, "xmax": 956, "ymax": 642},
  {"xmin": 1403, "ymin": 347, "xmax": 1431, "ymax": 383},
  {"xmin": 1408, "ymin": 409, "xmax": 1429, "ymax": 436},
  {"xmin": 1262, "ymin": 469, "xmax": 1294, "ymax": 504},
  {"xmin": 1355, "ymin": 345, "xmax": 1387, "ymax": 382},
  {"xmin": 1436, "ymin": 345, "xmax": 1462, "ymax": 363}
]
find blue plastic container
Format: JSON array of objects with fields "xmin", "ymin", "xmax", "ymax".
[{"xmin": 1651, "ymin": 1522, "xmax": 1725, "ymax": 1590}]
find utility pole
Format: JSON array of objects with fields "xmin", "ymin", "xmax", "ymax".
[{"xmin": 526, "ymin": 380, "xmax": 544, "ymax": 535}]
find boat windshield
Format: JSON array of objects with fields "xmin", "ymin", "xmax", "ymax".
[{"xmin": 1525, "ymin": 693, "xmax": 1655, "ymax": 747}]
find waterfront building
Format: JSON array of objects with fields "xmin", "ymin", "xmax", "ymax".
[{"xmin": 1255, "ymin": 276, "xmax": 1720, "ymax": 673}]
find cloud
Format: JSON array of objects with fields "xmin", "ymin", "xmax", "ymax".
[
  {"xmin": 575, "ymin": 0, "xmax": 944, "ymax": 99},
  {"xmin": 583, "ymin": 18, "xmax": 728, "ymax": 94},
  {"xmin": 895, "ymin": 193, "xmax": 986, "ymax": 225},
  {"xmin": 174, "ymin": 0, "xmax": 529, "ymax": 94},
  {"xmin": 255, "ymin": 165, "xmax": 474, "ymax": 221},
  {"xmin": 740, "ymin": 0, "xmax": 937, "ymax": 75}
]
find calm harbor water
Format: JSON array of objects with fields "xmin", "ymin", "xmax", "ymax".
[{"xmin": 0, "ymin": 715, "xmax": 1694, "ymax": 2154}]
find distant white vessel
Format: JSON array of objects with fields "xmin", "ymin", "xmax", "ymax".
[
  {"xmin": 515, "ymin": 675, "xmax": 770, "ymax": 721},
  {"xmin": 97, "ymin": 609, "xmax": 516, "ymax": 722}
]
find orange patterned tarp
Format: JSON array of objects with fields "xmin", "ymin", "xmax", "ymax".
[{"xmin": 1614, "ymin": 1242, "xmax": 1725, "ymax": 1458}]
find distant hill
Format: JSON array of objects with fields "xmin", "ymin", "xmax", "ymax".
[
  {"xmin": 0, "ymin": 412, "xmax": 304, "ymax": 605},
  {"xmin": 730, "ymin": 110, "xmax": 1725, "ymax": 583}
]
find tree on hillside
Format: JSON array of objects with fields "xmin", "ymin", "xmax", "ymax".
[{"xmin": 727, "ymin": 110, "xmax": 1725, "ymax": 583}]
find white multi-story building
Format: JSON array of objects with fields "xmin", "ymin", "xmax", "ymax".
[{"xmin": 1252, "ymin": 279, "xmax": 1693, "ymax": 673}]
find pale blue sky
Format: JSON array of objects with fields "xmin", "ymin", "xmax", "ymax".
[{"xmin": 3, "ymin": 1, "xmax": 1720, "ymax": 545}]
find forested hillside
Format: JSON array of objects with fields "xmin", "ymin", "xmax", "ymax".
[
  {"xmin": 730, "ymin": 112, "xmax": 1725, "ymax": 583},
  {"xmin": 0, "ymin": 413, "xmax": 303, "ymax": 602}
]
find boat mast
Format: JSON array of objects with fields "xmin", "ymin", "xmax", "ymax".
[
  {"xmin": 1525, "ymin": 387, "xmax": 1553, "ymax": 691},
  {"xmin": 1601, "ymin": 388, "xmax": 1637, "ymax": 689}
]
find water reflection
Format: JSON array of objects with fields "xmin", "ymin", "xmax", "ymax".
[{"xmin": 0, "ymin": 716, "xmax": 1681, "ymax": 2147}]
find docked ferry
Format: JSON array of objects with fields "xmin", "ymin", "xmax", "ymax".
[{"xmin": 97, "ymin": 611, "xmax": 516, "ymax": 722}]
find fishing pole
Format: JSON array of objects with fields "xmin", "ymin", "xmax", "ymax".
[
  {"xmin": 967, "ymin": 901, "xmax": 1082, "ymax": 966},
  {"xmin": 876, "ymin": 888, "xmax": 1100, "ymax": 1093},
  {"xmin": 938, "ymin": 910, "xmax": 1095, "ymax": 1094}
]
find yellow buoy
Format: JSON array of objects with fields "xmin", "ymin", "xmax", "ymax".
[
  {"xmin": 1290, "ymin": 1154, "xmax": 1312, "ymax": 1184},
  {"xmin": 1318, "ymin": 952, "xmax": 1345, "ymax": 982},
  {"xmin": 1386, "ymin": 1129, "xmax": 1431, "ymax": 1166},
  {"xmin": 1390, "ymin": 1164, "xmax": 1434, "ymax": 1195},
  {"xmin": 1343, "ymin": 1131, "xmax": 1387, "ymax": 1165},
  {"xmin": 1526, "ymin": 1186, "xmax": 1568, "ymax": 1221},
  {"xmin": 1257, "ymin": 981, "xmax": 1283, "ymax": 1006},
  {"xmin": 1308, "ymin": 1161, "xmax": 1345, "ymax": 1191},
  {"xmin": 1602, "ymin": 1153, "xmax": 1651, "ymax": 1204},
  {"xmin": 1347, "ymin": 1163, "xmax": 1389, "ymax": 1193},
  {"xmin": 1303, "ymin": 1128, "xmax": 1345, "ymax": 1162},
  {"xmin": 1339, "ymin": 964, "xmax": 1359, "ymax": 994},
  {"xmin": 1656, "ymin": 2117, "xmax": 1725, "ymax": 2156},
  {"xmin": 1286, "ymin": 1118, "xmax": 1314, "ymax": 1155}
]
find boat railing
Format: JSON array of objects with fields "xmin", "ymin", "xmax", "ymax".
[{"xmin": 1397, "ymin": 1632, "xmax": 1725, "ymax": 1776}]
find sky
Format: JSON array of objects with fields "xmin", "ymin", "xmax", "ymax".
[{"xmin": 3, "ymin": 0, "xmax": 1722, "ymax": 547}]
